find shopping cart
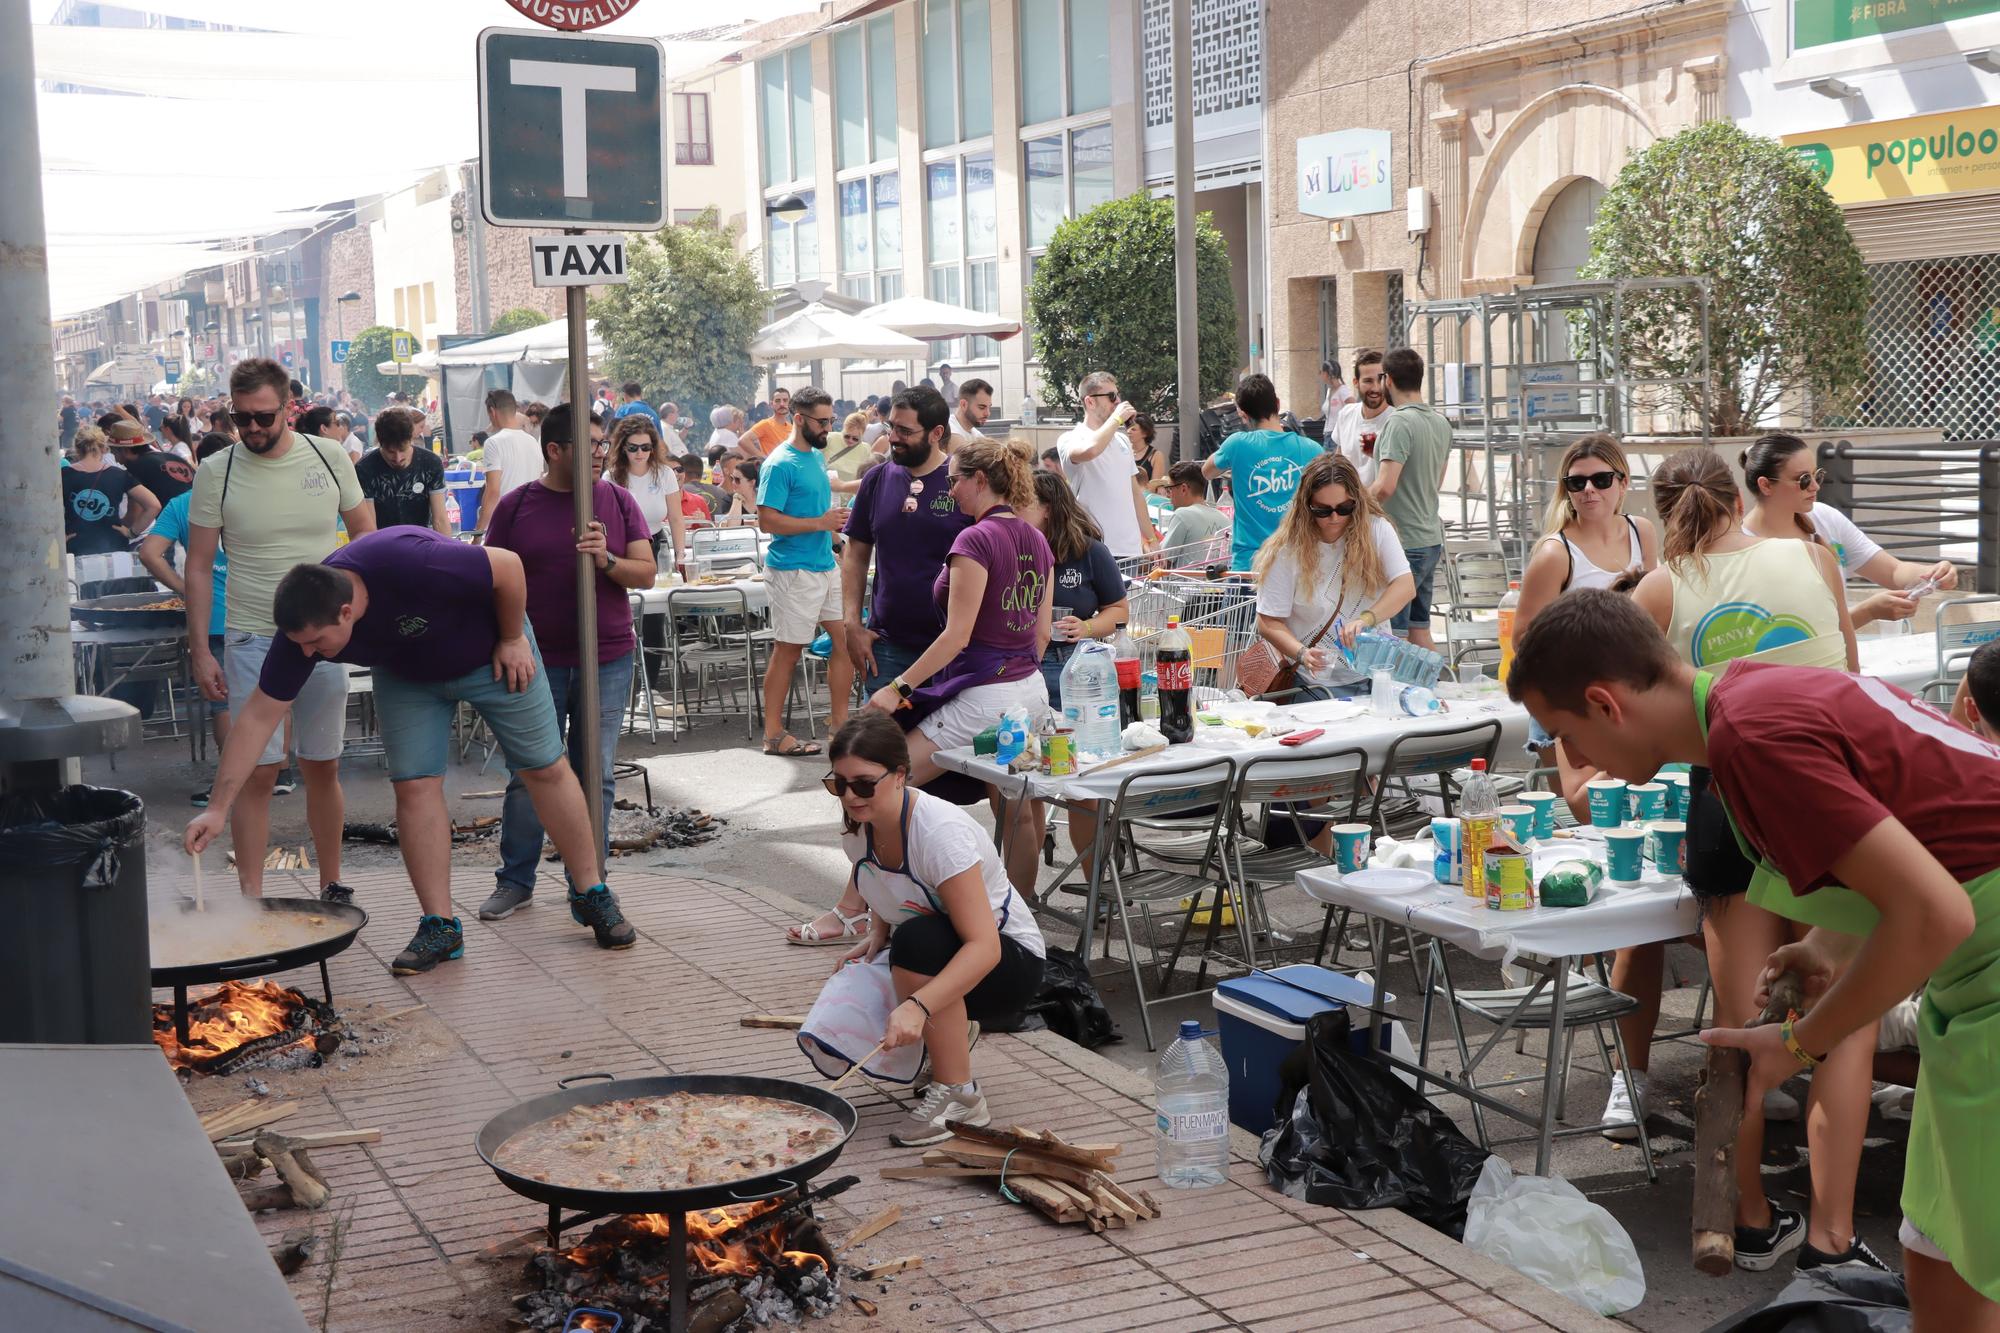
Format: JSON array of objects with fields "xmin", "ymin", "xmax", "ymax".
[
  {"xmin": 1115, "ymin": 530, "xmax": 1234, "ymax": 585},
  {"xmin": 1123, "ymin": 576, "xmax": 1259, "ymax": 696}
]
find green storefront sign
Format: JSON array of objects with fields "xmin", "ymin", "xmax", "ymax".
[{"xmin": 1796, "ymin": 0, "xmax": 2000, "ymax": 49}]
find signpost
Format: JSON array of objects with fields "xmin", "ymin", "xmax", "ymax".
[
  {"xmin": 329, "ymin": 340, "xmax": 351, "ymax": 366},
  {"xmin": 478, "ymin": 22, "xmax": 663, "ymax": 863},
  {"xmin": 389, "ymin": 327, "xmax": 418, "ymax": 404}
]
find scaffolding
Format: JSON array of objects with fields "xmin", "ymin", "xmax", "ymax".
[{"xmin": 1405, "ymin": 278, "xmax": 1713, "ymax": 563}]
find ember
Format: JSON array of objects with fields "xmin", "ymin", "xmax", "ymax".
[{"xmin": 152, "ymin": 980, "xmax": 341, "ymax": 1075}]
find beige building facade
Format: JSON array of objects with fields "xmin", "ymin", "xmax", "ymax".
[{"xmin": 1265, "ymin": 0, "xmax": 1729, "ymax": 415}]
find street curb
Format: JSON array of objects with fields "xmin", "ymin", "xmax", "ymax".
[{"xmin": 685, "ymin": 871, "xmax": 1623, "ymax": 1332}]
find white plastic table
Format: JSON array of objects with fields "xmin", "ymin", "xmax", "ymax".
[{"xmin": 634, "ymin": 576, "xmax": 770, "ymax": 617}]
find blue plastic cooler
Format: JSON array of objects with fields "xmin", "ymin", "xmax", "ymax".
[{"xmin": 1212, "ymin": 965, "xmax": 1394, "ymax": 1135}]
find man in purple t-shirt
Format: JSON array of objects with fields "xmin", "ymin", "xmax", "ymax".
[
  {"xmin": 182, "ymin": 527, "xmax": 635, "ymax": 975},
  {"xmin": 479, "ymin": 403, "xmax": 656, "ymax": 924}
]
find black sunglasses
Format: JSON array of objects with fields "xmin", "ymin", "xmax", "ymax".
[
  {"xmin": 822, "ymin": 771, "xmax": 895, "ymax": 799},
  {"xmin": 1307, "ymin": 499, "xmax": 1359, "ymax": 519},
  {"xmin": 1085, "ymin": 391, "xmax": 1118, "ymax": 402},
  {"xmin": 1562, "ymin": 471, "xmax": 1625, "ymax": 493},
  {"xmin": 229, "ymin": 409, "xmax": 280, "ymax": 428},
  {"xmin": 625, "ymin": 443, "xmax": 655, "ymax": 453},
  {"xmin": 1793, "ymin": 468, "xmax": 1828, "ymax": 491}
]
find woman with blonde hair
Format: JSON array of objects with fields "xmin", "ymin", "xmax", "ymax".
[
  {"xmin": 827, "ymin": 410, "xmax": 872, "ymax": 496},
  {"xmin": 1629, "ymin": 447, "xmax": 1878, "ymax": 1274},
  {"xmin": 1252, "ymin": 451, "xmax": 1414, "ymax": 700}
]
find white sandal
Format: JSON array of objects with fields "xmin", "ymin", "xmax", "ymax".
[{"xmin": 787, "ymin": 906, "xmax": 872, "ymax": 946}]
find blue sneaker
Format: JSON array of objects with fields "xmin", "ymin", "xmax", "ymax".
[
  {"xmin": 390, "ymin": 915, "xmax": 464, "ymax": 974},
  {"xmin": 568, "ymin": 886, "xmax": 637, "ymax": 950}
]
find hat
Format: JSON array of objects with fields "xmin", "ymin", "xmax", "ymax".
[{"xmin": 105, "ymin": 420, "xmax": 151, "ymax": 447}]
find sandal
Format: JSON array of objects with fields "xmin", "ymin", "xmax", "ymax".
[
  {"xmin": 787, "ymin": 906, "xmax": 872, "ymax": 946},
  {"xmin": 763, "ymin": 734, "xmax": 823, "ymax": 758}
]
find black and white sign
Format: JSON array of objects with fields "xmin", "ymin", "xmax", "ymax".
[
  {"xmin": 477, "ymin": 27, "xmax": 667, "ymax": 229},
  {"xmin": 530, "ymin": 235, "xmax": 629, "ymax": 287}
]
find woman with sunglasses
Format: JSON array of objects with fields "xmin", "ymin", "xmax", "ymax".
[
  {"xmin": 1251, "ymin": 452, "xmax": 1414, "ymax": 700},
  {"xmin": 816, "ymin": 713, "xmax": 1045, "ymax": 1145},
  {"xmin": 715, "ymin": 455, "xmax": 761, "ymax": 528},
  {"xmin": 608, "ymin": 415, "xmax": 687, "ymax": 572},
  {"xmin": 826, "ymin": 411, "xmax": 872, "ymax": 496},
  {"xmin": 1740, "ymin": 432, "xmax": 1958, "ymax": 629}
]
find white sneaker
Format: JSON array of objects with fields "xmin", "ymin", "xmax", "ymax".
[
  {"xmin": 1600, "ymin": 1069, "xmax": 1650, "ymax": 1141},
  {"xmin": 890, "ymin": 1081, "xmax": 990, "ymax": 1148}
]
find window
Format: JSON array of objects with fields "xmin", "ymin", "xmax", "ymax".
[
  {"xmin": 925, "ymin": 152, "xmax": 999, "ymax": 363},
  {"xmin": 921, "ymin": 0, "xmax": 993, "ymax": 149},
  {"xmin": 1021, "ymin": 125, "xmax": 1114, "ymax": 356},
  {"xmin": 837, "ymin": 172, "xmax": 903, "ymax": 303},
  {"xmin": 1018, "ymin": 0, "xmax": 1109, "ymax": 125},
  {"xmin": 833, "ymin": 17, "xmax": 899, "ymax": 172},
  {"xmin": 766, "ymin": 191, "xmax": 819, "ymax": 288},
  {"xmin": 758, "ymin": 48, "xmax": 814, "ymax": 187},
  {"xmin": 674, "ymin": 92, "xmax": 712, "ymax": 166}
]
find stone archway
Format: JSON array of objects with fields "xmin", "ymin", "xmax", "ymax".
[{"xmin": 1458, "ymin": 83, "xmax": 1656, "ymax": 289}]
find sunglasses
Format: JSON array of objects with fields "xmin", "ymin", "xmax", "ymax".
[
  {"xmin": 1085, "ymin": 391, "xmax": 1119, "ymax": 402},
  {"xmin": 822, "ymin": 771, "xmax": 895, "ymax": 799},
  {"xmin": 625, "ymin": 443, "xmax": 655, "ymax": 453},
  {"xmin": 229, "ymin": 409, "xmax": 281, "ymax": 428},
  {"xmin": 1792, "ymin": 468, "xmax": 1828, "ymax": 491},
  {"xmin": 1562, "ymin": 471, "xmax": 1625, "ymax": 493},
  {"xmin": 1307, "ymin": 499, "xmax": 1359, "ymax": 519}
]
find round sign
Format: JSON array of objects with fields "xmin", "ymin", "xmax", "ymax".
[{"xmin": 503, "ymin": 0, "xmax": 640, "ymax": 30}]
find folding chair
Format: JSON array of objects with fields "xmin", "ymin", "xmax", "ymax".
[
  {"xmin": 1367, "ymin": 719, "xmax": 1502, "ymax": 833},
  {"xmin": 659, "ymin": 586, "xmax": 762, "ymax": 740},
  {"xmin": 1441, "ymin": 547, "xmax": 1510, "ymax": 674},
  {"xmin": 1224, "ymin": 748, "xmax": 1370, "ymax": 968}
]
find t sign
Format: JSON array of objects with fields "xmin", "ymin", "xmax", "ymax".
[{"xmin": 477, "ymin": 27, "xmax": 666, "ymax": 229}]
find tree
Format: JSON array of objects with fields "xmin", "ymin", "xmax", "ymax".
[
  {"xmin": 339, "ymin": 325, "xmax": 418, "ymax": 412},
  {"xmin": 589, "ymin": 211, "xmax": 766, "ymax": 443},
  {"xmin": 1027, "ymin": 192, "xmax": 1238, "ymax": 421},
  {"xmin": 488, "ymin": 306, "xmax": 549, "ymax": 337},
  {"xmin": 1579, "ymin": 121, "xmax": 1869, "ymax": 437}
]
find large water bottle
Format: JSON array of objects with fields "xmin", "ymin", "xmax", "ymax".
[
  {"xmin": 1059, "ymin": 641, "xmax": 1122, "ymax": 760},
  {"xmin": 1155, "ymin": 1020, "xmax": 1230, "ymax": 1189}
]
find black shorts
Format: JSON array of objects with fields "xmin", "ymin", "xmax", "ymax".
[
  {"xmin": 1684, "ymin": 766, "xmax": 1753, "ymax": 903},
  {"xmin": 888, "ymin": 914, "xmax": 1045, "ymax": 1029}
]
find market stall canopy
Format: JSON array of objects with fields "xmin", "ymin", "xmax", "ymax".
[
  {"xmin": 858, "ymin": 295, "xmax": 1021, "ymax": 342},
  {"xmin": 432, "ymin": 318, "xmax": 603, "ymax": 368},
  {"xmin": 749, "ymin": 304, "xmax": 929, "ymax": 363}
]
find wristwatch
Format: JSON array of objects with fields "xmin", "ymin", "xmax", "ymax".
[
  {"xmin": 892, "ymin": 676, "xmax": 915, "ymax": 700},
  {"xmin": 596, "ymin": 551, "xmax": 614, "ymax": 573}
]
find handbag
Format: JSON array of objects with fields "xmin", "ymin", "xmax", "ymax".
[{"xmin": 1238, "ymin": 598, "xmax": 1346, "ymax": 699}]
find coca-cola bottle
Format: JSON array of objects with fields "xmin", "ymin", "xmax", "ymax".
[
  {"xmin": 1111, "ymin": 625, "xmax": 1142, "ymax": 729},
  {"xmin": 1157, "ymin": 615, "xmax": 1194, "ymax": 744}
]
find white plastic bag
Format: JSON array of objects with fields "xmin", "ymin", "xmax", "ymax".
[
  {"xmin": 798, "ymin": 956, "xmax": 924, "ymax": 1085},
  {"xmin": 1461, "ymin": 1157, "xmax": 1646, "ymax": 1315}
]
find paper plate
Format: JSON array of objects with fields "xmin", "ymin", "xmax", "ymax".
[{"xmin": 1342, "ymin": 867, "xmax": 1435, "ymax": 895}]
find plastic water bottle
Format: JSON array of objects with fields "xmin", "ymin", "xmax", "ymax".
[
  {"xmin": 1399, "ymin": 686, "xmax": 1441, "ymax": 715},
  {"xmin": 1155, "ymin": 1020, "xmax": 1230, "ymax": 1189},
  {"xmin": 1497, "ymin": 580, "xmax": 1521, "ymax": 682},
  {"xmin": 1059, "ymin": 641, "xmax": 1122, "ymax": 760}
]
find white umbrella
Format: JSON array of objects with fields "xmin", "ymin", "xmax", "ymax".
[
  {"xmin": 858, "ymin": 294, "xmax": 1021, "ymax": 342},
  {"xmin": 434, "ymin": 318, "xmax": 603, "ymax": 367},
  {"xmin": 749, "ymin": 303, "xmax": 928, "ymax": 363}
]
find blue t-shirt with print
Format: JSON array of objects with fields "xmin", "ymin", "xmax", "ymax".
[
  {"xmin": 615, "ymin": 401, "xmax": 661, "ymax": 429},
  {"xmin": 149, "ymin": 491, "xmax": 228, "ymax": 629},
  {"xmin": 757, "ymin": 443, "xmax": 836, "ymax": 571},
  {"xmin": 1211, "ymin": 427, "xmax": 1323, "ymax": 571}
]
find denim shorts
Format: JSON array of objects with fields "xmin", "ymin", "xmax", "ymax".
[
  {"xmin": 1393, "ymin": 544, "xmax": 1444, "ymax": 631},
  {"xmin": 370, "ymin": 628, "xmax": 566, "ymax": 781}
]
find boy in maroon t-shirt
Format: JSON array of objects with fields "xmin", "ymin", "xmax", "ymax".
[{"xmin": 1508, "ymin": 589, "xmax": 2000, "ymax": 1325}]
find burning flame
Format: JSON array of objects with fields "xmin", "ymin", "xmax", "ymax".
[
  {"xmin": 152, "ymin": 979, "xmax": 307, "ymax": 1070},
  {"xmin": 561, "ymin": 1201, "xmax": 830, "ymax": 1280}
]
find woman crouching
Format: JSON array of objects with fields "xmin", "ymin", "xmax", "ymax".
[{"xmin": 827, "ymin": 712, "xmax": 1046, "ymax": 1146}]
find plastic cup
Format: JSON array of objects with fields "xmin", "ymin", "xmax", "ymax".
[
  {"xmin": 1586, "ymin": 778, "xmax": 1628, "ymax": 829},
  {"xmin": 1628, "ymin": 782, "xmax": 1668, "ymax": 822},
  {"xmin": 1331, "ymin": 824, "xmax": 1373, "ymax": 874},
  {"xmin": 1605, "ymin": 828, "xmax": 1646, "ymax": 882},
  {"xmin": 1498, "ymin": 805, "xmax": 1536, "ymax": 847},
  {"xmin": 1661, "ymin": 772, "xmax": 1691, "ymax": 821},
  {"xmin": 1518, "ymin": 791, "xmax": 1560, "ymax": 839},
  {"xmin": 1052, "ymin": 605, "xmax": 1076, "ymax": 641},
  {"xmin": 1648, "ymin": 820, "xmax": 1688, "ymax": 877}
]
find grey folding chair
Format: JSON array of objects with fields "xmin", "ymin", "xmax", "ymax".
[
  {"xmin": 1367, "ymin": 718, "xmax": 1503, "ymax": 833},
  {"xmin": 1224, "ymin": 747, "xmax": 1371, "ymax": 969}
]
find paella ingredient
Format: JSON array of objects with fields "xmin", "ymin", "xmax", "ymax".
[
  {"xmin": 149, "ymin": 895, "xmax": 346, "ymax": 970},
  {"xmin": 1538, "ymin": 858, "xmax": 1604, "ymax": 908},
  {"xmin": 494, "ymin": 1093, "xmax": 844, "ymax": 1192}
]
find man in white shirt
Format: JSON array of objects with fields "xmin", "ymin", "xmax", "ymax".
[
  {"xmin": 953, "ymin": 377, "xmax": 992, "ymax": 442},
  {"xmin": 659, "ymin": 402, "xmax": 685, "ymax": 455},
  {"xmin": 475, "ymin": 389, "xmax": 543, "ymax": 538},
  {"xmin": 1328, "ymin": 349, "xmax": 1391, "ymax": 487},
  {"xmin": 1056, "ymin": 371, "xmax": 1157, "ymax": 559},
  {"xmin": 708, "ymin": 403, "xmax": 741, "ymax": 455}
]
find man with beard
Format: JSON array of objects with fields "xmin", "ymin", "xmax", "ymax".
[
  {"xmin": 186, "ymin": 357, "xmax": 373, "ymax": 903},
  {"xmin": 1328, "ymin": 349, "xmax": 1391, "ymax": 488},
  {"xmin": 757, "ymin": 385, "xmax": 852, "ymax": 758},
  {"xmin": 745, "ymin": 386, "xmax": 794, "ymax": 457},
  {"xmin": 952, "ymin": 378, "xmax": 992, "ymax": 443}
]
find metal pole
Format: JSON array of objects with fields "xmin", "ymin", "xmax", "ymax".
[
  {"xmin": 0, "ymin": 0, "xmax": 77, "ymax": 705},
  {"xmin": 1170, "ymin": 0, "xmax": 1199, "ymax": 462},
  {"xmin": 566, "ymin": 254, "xmax": 603, "ymax": 854}
]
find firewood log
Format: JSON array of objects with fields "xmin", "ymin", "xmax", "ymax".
[{"xmin": 1693, "ymin": 972, "xmax": 1804, "ymax": 1275}]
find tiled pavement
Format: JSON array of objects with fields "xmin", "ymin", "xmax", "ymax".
[{"xmin": 166, "ymin": 865, "xmax": 1615, "ymax": 1333}]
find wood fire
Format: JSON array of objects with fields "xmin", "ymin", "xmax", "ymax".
[{"xmin": 151, "ymin": 979, "xmax": 336, "ymax": 1074}]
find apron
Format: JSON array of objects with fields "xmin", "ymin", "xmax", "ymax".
[{"xmin": 1695, "ymin": 669, "xmax": 2000, "ymax": 1294}]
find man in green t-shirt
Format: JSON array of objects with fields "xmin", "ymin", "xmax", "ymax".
[{"xmin": 1370, "ymin": 347, "xmax": 1452, "ymax": 650}]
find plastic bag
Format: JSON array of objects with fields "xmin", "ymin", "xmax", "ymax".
[
  {"xmin": 0, "ymin": 786, "xmax": 145, "ymax": 890},
  {"xmin": 1259, "ymin": 1010, "xmax": 1489, "ymax": 1236},
  {"xmin": 1461, "ymin": 1157, "xmax": 1645, "ymax": 1315},
  {"xmin": 1021, "ymin": 947, "xmax": 1121, "ymax": 1048},
  {"xmin": 1705, "ymin": 1264, "xmax": 1908, "ymax": 1332}
]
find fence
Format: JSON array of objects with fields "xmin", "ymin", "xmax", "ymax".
[
  {"xmin": 1814, "ymin": 439, "xmax": 2000, "ymax": 594},
  {"xmin": 1822, "ymin": 255, "xmax": 2000, "ymax": 443}
]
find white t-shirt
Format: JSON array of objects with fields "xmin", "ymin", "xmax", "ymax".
[
  {"xmin": 1322, "ymin": 381, "xmax": 1356, "ymax": 422},
  {"xmin": 953, "ymin": 412, "xmax": 987, "ymax": 441},
  {"xmin": 711, "ymin": 428, "xmax": 740, "ymax": 454},
  {"xmin": 1057, "ymin": 422, "xmax": 1144, "ymax": 558},
  {"xmin": 1255, "ymin": 515, "xmax": 1411, "ymax": 645},
  {"xmin": 619, "ymin": 465, "xmax": 680, "ymax": 536},
  {"xmin": 482, "ymin": 427, "xmax": 543, "ymax": 499},
  {"xmin": 841, "ymin": 790, "xmax": 1047, "ymax": 959},
  {"xmin": 661, "ymin": 423, "xmax": 685, "ymax": 456},
  {"xmin": 1329, "ymin": 401, "xmax": 1391, "ymax": 488},
  {"xmin": 1741, "ymin": 502, "xmax": 1882, "ymax": 582},
  {"xmin": 863, "ymin": 420, "xmax": 889, "ymax": 445}
]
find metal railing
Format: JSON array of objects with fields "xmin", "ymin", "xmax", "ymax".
[{"xmin": 1815, "ymin": 438, "xmax": 2000, "ymax": 593}]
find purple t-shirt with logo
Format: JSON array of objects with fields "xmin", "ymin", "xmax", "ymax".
[
  {"xmin": 258, "ymin": 528, "xmax": 497, "ymax": 702},
  {"xmin": 932, "ymin": 511, "xmax": 1052, "ymax": 680},
  {"xmin": 484, "ymin": 479, "xmax": 650, "ymax": 668},
  {"xmin": 845, "ymin": 456, "xmax": 970, "ymax": 649}
]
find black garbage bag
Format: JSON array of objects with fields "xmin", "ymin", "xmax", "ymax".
[
  {"xmin": 1704, "ymin": 1265, "xmax": 1909, "ymax": 1333},
  {"xmin": 1259, "ymin": 1009, "xmax": 1489, "ymax": 1238},
  {"xmin": 1021, "ymin": 947, "xmax": 1122, "ymax": 1048}
]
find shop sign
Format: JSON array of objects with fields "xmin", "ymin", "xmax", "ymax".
[
  {"xmin": 1785, "ymin": 104, "xmax": 2000, "ymax": 204},
  {"xmin": 1794, "ymin": 0, "xmax": 2000, "ymax": 50},
  {"xmin": 1297, "ymin": 128, "xmax": 1392, "ymax": 220}
]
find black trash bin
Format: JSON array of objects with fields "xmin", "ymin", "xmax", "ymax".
[{"xmin": 0, "ymin": 785, "xmax": 151, "ymax": 1044}]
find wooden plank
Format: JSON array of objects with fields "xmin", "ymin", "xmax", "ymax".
[
  {"xmin": 845, "ymin": 1203, "xmax": 902, "ymax": 1246},
  {"xmin": 739, "ymin": 1015, "xmax": 807, "ymax": 1030},
  {"xmin": 201, "ymin": 1100, "xmax": 297, "ymax": 1143},
  {"xmin": 848, "ymin": 1255, "xmax": 922, "ymax": 1280},
  {"xmin": 948, "ymin": 1123, "xmax": 1117, "ymax": 1173},
  {"xmin": 216, "ymin": 1128, "xmax": 381, "ymax": 1153}
]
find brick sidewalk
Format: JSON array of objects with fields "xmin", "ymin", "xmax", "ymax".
[{"xmin": 171, "ymin": 865, "xmax": 1610, "ymax": 1333}]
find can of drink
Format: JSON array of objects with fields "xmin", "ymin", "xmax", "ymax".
[
  {"xmin": 1046, "ymin": 730, "xmax": 1076, "ymax": 776},
  {"xmin": 1431, "ymin": 817, "xmax": 1462, "ymax": 885},
  {"xmin": 1484, "ymin": 850, "xmax": 1532, "ymax": 910}
]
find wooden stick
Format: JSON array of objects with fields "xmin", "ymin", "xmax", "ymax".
[
  {"xmin": 1692, "ymin": 972, "xmax": 1804, "ymax": 1276},
  {"xmin": 202, "ymin": 1100, "xmax": 297, "ymax": 1142},
  {"xmin": 218, "ymin": 1128, "xmax": 381, "ymax": 1153},
  {"xmin": 238, "ymin": 1182, "xmax": 298, "ymax": 1211},
  {"xmin": 375, "ymin": 1005, "xmax": 428, "ymax": 1024},
  {"xmin": 845, "ymin": 1203, "xmax": 902, "ymax": 1246},
  {"xmin": 848, "ymin": 1255, "xmax": 922, "ymax": 1280},
  {"xmin": 1085, "ymin": 744, "xmax": 1167, "ymax": 776},
  {"xmin": 190, "ymin": 848, "xmax": 205, "ymax": 914},
  {"xmin": 255, "ymin": 1132, "xmax": 330, "ymax": 1210},
  {"xmin": 739, "ymin": 1014, "xmax": 806, "ymax": 1030},
  {"xmin": 947, "ymin": 1123, "xmax": 1118, "ymax": 1173},
  {"xmin": 461, "ymin": 789, "xmax": 506, "ymax": 799},
  {"xmin": 829, "ymin": 1039, "xmax": 887, "ymax": 1091}
]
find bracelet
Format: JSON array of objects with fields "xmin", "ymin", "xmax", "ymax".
[
  {"xmin": 904, "ymin": 995, "xmax": 932, "ymax": 1024},
  {"xmin": 1357, "ymin": 610, "xmax": 1377, "ymax": 628},
  {"xmin": 1780, "ymin": 1013, "xmax": 1820, "ymax": 1069}
]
